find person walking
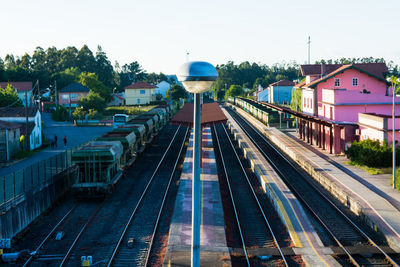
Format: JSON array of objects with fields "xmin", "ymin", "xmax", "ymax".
[
  {"xmin": 63, "ymin": 136, "xmax": 67, "ymax": 147},
  {"xmin": 54, "ymin": 134, "xmax": 58, "ymax": 147}
]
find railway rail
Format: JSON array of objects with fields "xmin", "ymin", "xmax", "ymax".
[
  {"xmin": 213, "ymin": 123, "xmax": 290, "ymax": 266},
  {"xmin": 22, "ymin": 200, "xmax": 104, "ymax": 267},
  {"xmin": 19, "ymin": 124, "xmax": 185, "ymax": 267},
  {"xmin": 107, "ymin": 125, "xmax": 188, "ymax": 266},
  {"xmin": 226, "ymin": 106, "xmax": 400, "ymax": 267}
]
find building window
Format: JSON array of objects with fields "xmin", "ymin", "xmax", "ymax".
[
  {"xmin": 334, "ymin": 78, "xmax": 340, "ymax": 87},
  {"xmin": 304, "ymin": 98, "xmax": 306, "ymax": 107},
  {"xmin": 330, "ymin": 106, "xmax": 333, "ymax": 120},
  {"xmin": 140, "ymin": 90, "xmax": 146, "ymax": 95},
  {"xmin": 352, "ymin": 78, "xmax": 358, "ymax": 86},
  {"xmin": 62, "ymin": 94, "xmax": 69, "ymax": 100},
  {"xmin": 310, "ymin": 99, "xmax": 312, "ymax": 109},
  {"xmin": 70, "ymin": 93, "xmax": 77, "ymax": 99},
  {"xmin": 137, "ymin": 99, "xmax": 141, "ymax": 104}
]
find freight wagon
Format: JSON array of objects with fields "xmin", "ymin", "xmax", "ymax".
[
  {"xmin": 72, "ymin": 141, "xmax": 124, "ymax": 195},
  {"xmin": 71, "ymin": 101, "xmax": 177, "ymax": 196}
]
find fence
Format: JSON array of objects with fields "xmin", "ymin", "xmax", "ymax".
[{"xmin": 0, "ymin": 150, "xmax": 74, "ymax": 207}]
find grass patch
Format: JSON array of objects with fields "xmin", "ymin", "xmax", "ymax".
[
  {"xmin": 12, "ymin": 145, "xmax": 48, "ymax": 160},
  {"xmin": 13, "ymin": 150, "xmax": 36, "ymax": 160},
  {"xmin": 345, "ymin": 161, "xmax": 392, "ymax": 175},
  {"xmin": 104, "ymin": 105, "xmax": 157, "ymax": 116}
]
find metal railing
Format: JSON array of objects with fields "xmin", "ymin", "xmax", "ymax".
[{"xmin": 0, "ymin": 150, "xmax": 75, "ymax": 208}]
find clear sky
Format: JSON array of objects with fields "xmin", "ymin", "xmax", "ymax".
[{"xmin": 1, "ymin": 0, "xmax": 399, "ymax": 74}]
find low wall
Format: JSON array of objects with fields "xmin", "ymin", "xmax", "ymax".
[{"xmin": 0, "ymin": 167, "xmax": 76, "ymax": 240}]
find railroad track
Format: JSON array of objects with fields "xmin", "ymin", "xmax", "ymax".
[
  {"xmin": 107, "ymin": 125, "xmax": 188, "ymax": 266},
  {"xmin": 226, "ymin": 106, "xmax": 400, "ymax": 267},
  {"xmin": 22, "ymin": 200, "xmax": 104, "ymax": 267},
  {"xmin": 212, "ymin": 124, "xmax": 289, "ymax": 266},
  {"xmin": 20, "ymin": 124, "xmax": 185, "ymax": 267}
]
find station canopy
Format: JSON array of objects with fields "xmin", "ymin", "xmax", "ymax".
[{"xmin": 171, "ymin": 102, "xmax": 227, "ymax": 127}]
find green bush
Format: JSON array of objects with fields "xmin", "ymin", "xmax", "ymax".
[
  {"xmin": 345, "ymin": 139, "xmax": 398, "ymax": 168},
  {"xmin": 87, "ymin": 109, "xmax": 101, "ymax": 119},
  {"xmin": 395, "ymin": 168, "xmax": 400, "ymax": 190},
  {"xmin": 52, "ymin": 106, "xmax": 69, "ymax": 121}
]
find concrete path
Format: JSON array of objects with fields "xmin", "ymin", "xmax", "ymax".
[
  {"xmin": 164, "ymin": 127, "xmax": 231, "ymax": 267},
  {"xmin": 0, "ymin": 112, "xmax": 111, "ymax": 177}
]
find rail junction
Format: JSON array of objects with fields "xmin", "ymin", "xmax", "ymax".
[{"xmin": 7, "ymin": 101, "xmax": 400, "ymax": 266}]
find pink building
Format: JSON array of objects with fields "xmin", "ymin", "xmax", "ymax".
[
  {"xmin": 58, "ymin": 83, "xmax": 90, "ymax": 107},
  {"xmin": 295, "ymin": 63, "xmax": 400, "ymax": 153}
]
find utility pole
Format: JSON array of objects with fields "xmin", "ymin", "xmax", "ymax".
[
  {"xmin": 55, "ymin": 80, "xmax": 58, "ymax": 107},
  {"xmin": 25, "ymin": 91, "xmax": 29, "ymax": 150},
  {"xmin": 37, "ymin": 79, "xmax": 40, "ymax": 107},
  {"xmin": 69, "ymin": 94, "xmax": 72, "ymax": 121},
  {"xmin": 307, "ymin": 36, "xmax": 311, "ymax": 64}
]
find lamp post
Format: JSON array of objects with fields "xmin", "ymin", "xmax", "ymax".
[
  {"xmin": 177, "ymin": 61, "xmax": 218, "ymax": 267},
  {"xmin": 387, "ymin": 76, "xmax": 398, "ymax": 189}
]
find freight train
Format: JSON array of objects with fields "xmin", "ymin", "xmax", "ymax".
[{"xmin": 71, "ymin": 101, "xmax": 178, "ymax": 195}]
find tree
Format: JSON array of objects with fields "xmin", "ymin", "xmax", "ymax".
[
  {"xmin": 226, "ymin": 85, "xmax": 243, "ymax": 97},
  {"xmin": 95, "ymin": 45, "xmax": 114, "ymax": 87},
  {"xmin": 77, "ymin": 45, "xmax": 96, "ymax": 73},
  {"xmin": 72, "ymin": 106, "xmax": 85, "ymax": 121},
  {"xmin": 79, "ymin": 72, "xmax": 112, "ymax": 103},
  {"xmin": 78, "ymin": 91, "xmax": 106, "ymax": 112},
  {"xmin": 0, "ymin": 84, "xmax": 23, "ymax": 107},
  {"xmin": 144, "ymin": 72, "xmax": 168, "ymax": 84},
  {"xmin": 166, "ymin": 84, "xmax": 186, "ymax": 100},
  {"xmin": 290, "ymin": 87, "xmax": 302, "ymax": 112},
  {"xmin": 58, "ymin": 46, "xmax": 79, "ymax": 70},
  {"xmin": 119, "ymin": 61, "xmax": 147, "ymax": 89},
  {"xmin": 52, "ymin": 67, "xmax": 81, "ymax": 89}
]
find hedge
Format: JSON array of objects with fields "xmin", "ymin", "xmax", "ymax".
[{"xmin": 345, "ymin": 139, "xmax": 399, "ymax": 168}]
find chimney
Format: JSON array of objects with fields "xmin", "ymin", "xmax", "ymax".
[{"xmin": 320, "ymin": 63, "xmax": 326, "ymax": 77}]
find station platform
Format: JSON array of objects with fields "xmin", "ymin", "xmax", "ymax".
[
  {"xmin": 231, "ymin": 104, "xmax": 400, "ymax": 252},
  {"xmin": 163, "ymin": 127, "xmax": 231, "ymax": 267},
  {"xmin": 223, "ymin": 107, "xmax": 340, "ymax": 266}
]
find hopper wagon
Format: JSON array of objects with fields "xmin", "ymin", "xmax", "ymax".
[
  {"xmin": 166, "ymin": 101, "xmax": 178, "ymax": 116},
  {"xmin": 138, "ymin": 114, "xmax": 160, "ymax": 133},
  {"xmin": 153, "ymin": 105, "xmax": 170, "ymax": 120},
  {"xmin": 72, "ymin": 141, "xmax": 124, "ymax": 195},
  {"xmin": 149, "ymin": 107, "xmax": 167, "ymax": 126},
  {"xmin": 112, "ymin": 124, "xmax": 146, "ymax": 152},
  {"xmin": 127, "ymin": 117, "xmax": 155, "ymax": 141},
  {"xmin": 96, "ymin": 131, "xmax": 137, "ymax": 167},
  {"xmin": 144, "ymin": 110, "xmax": 165, "ymax": 129}
]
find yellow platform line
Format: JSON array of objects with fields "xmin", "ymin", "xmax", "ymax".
[{"xmin": 245, "ymin": 137, "xmax": 330, "ymax": 266}]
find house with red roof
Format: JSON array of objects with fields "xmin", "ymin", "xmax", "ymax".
[
  {"xmin": 125, "ymin": 81, "xmax": 156, "ymax": 105},
  {"xmin": 0, "ymin": 82, "xmax": 33, "ymax": 107},
  {"xmin": 295, "ymin": 63, "xmax": 400, "ymax": 149}
]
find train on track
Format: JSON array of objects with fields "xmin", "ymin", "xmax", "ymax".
[{"xmin": 71, "ymin": 101, "xmax": 178, "ymax": 196}]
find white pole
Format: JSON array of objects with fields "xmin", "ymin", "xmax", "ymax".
[
  {"xmin": 393, "ymin": 82, "xmax": 396, "ymax": 189},
  {"xmin": 191, "ymin": 93, "xmax": 201, "ymax": 267},
  {"xmin": 295, "ymin": 88, "xmax": 298, "ymax": 132},
  {"xmin": 308, "ymin": 36, "xmax": 311, "ymax": 64}
]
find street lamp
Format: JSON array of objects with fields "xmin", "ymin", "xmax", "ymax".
[
  {"xmin": 387, "ymin": 76, "xmax": 398, "ymax": 190},
  {"xmin": 177, "ymin": 61, "xmax": 218, "ymax": 267}
]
